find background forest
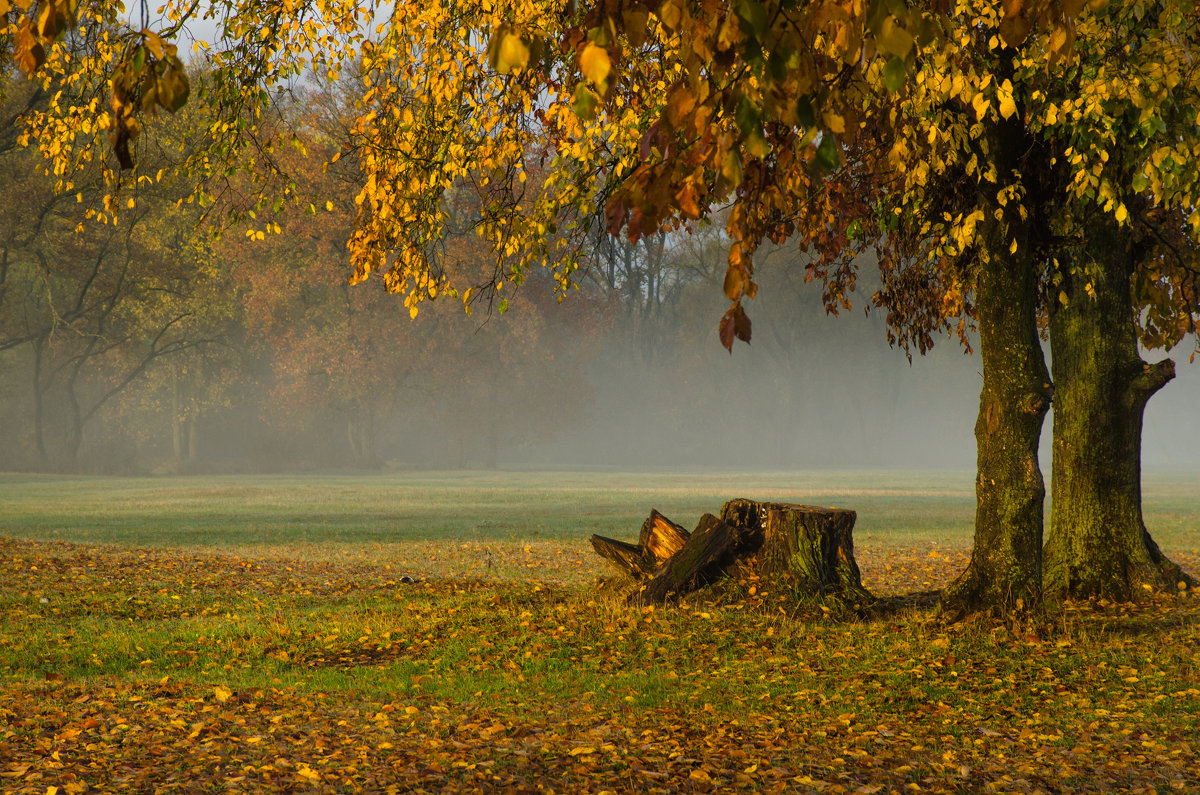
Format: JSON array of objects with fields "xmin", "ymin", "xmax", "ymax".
[{"xmin": 1, "ymin": 73, "xmax": 1197, "ymax": 476}]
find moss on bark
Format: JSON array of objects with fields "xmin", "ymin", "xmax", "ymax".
[
  {"xmin": 1044, "ymin": 218, "xmax": 1195, "ymax": 601},
  {"xmin": 942, "ymin": 111, "xmax": 1052, "ymax": 621}
]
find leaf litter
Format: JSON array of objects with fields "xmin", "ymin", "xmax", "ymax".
[{"xmin": 2, "ymin": 537, "xmax": 1199, "ymax": 793}]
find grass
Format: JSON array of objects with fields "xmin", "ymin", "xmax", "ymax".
[
  {"xmin": 0, "ymin": 469, "xmax": 986, "ymax": 544},
  {"xmin": 1, "ymin": 470, "xmax": 1198, "ymax": 792}
]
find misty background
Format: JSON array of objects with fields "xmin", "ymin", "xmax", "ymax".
[{"xmin": 2, "ymin": 71, "xmax": 1197, "ymax": 476}]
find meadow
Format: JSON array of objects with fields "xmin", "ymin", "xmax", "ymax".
[{"xmin": 1, "ymin": 470, "xmax": 1198, "ymax": 793}]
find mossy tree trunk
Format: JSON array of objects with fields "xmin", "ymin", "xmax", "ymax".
[
  {"xmin": 1044, "ymin": 218, "xmax": 1194, "ymax": 600},
  {"xmin": 943, "ymin": 113, "xmax": 1052, "ymax": 619}
]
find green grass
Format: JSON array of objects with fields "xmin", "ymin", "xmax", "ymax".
[
  {"xmin": 2, "ymin": 469, "xmax": 1193, "ymax": 549},
  {"xmin": 0, "ymin": 469, "xmax": 988, "ymax": 546},
  {"xmin": 1, "ymin": 468, "xmax": 1195, "ymax": 586},
  {"xmin": 1, "ymin": 470, "xmax": 1198, "ymax": 792}
]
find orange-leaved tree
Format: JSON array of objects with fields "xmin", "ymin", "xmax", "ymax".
[{"xmin": 5, "ymin": 0, "xmax": 1198, "ymax": 614}]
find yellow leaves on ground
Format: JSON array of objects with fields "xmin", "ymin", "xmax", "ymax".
[{"xmin": 2, "ymin": 537, "xmax": 1199, "ymax": 792}]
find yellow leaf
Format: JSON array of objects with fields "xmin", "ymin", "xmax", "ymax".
[
  {"xmin": 1048, "ymin": 26, "xmax": 1068, "ymax": 54},
  {"xmin": 665, "ymin": 84, "xmax": 695, "ymax": 127},
  {"xmin": 213, "ymin": 685, "xmax": 232, "ymax": 703},
  {"xmin": 657, "ymin": 0, "xmax": 682, "ymax": 30},
  {"xmin": 721, "ymin": 147, "xmax": 743, "ymax": 186},
  {"xmin": 498, "ymin": 32, "xmax": 529, "ymax": 74},
  {"xmin": 877, "ymin": 16, "xmax": 914, "ymax": 58},
  {"xmin": 325, "ymin": 201, "xmax": 334, "ymax": 211},
  {"xmin": 997, "ymin": 79, "xmax": 1017, "ymax": 119},
  {"xmin": 297, "ymin": 766, "xmax": 321, "ymax": 781},
  {"xmin": 569, "ymin": 746, "xmax": 596, "ymax": 756},
  {"xmin": 823, "ymin": 111, "xmax": 846, "ymax": 134},
  {"xmin": 143, "ymin": 30, "xmax": 165, "ymax": 59},
  {"xmin": 971, "ymin": 92, "xmax": 991, "ymax": 121},
  {"xmin": 579, "ymin": 43, "xmax": 611, "ymax": 91},
  {"xmin": 1115, "ymin": 203, "xmax": 1127, "ymax": 223}
]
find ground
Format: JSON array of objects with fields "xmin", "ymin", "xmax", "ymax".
[{"xmin": 1, "ymin": 471, "xmax": 1198, "ymax": 793}]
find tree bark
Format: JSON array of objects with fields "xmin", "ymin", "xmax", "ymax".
[
  {"xmin": 31, "ymin": 335, "xmax": 47, "ymax": 466},
  {"xmin": 1044, "ymin": 218, "xmax": 1195, "ymax": 600},
  {"xmin": 636, "ymin": 513, "xmax": 745, "ymax": 603},
  {"xmin": 639, "ymin": 509, "xmax": 689, "ymax": 562},
  {"xmin": 347, "ymin": 403, "xmax": 379, "ymax": 469},
  {"xmin": 187, "ymin": 419, "xmax": 198, "ymax": 465},
  {"xmin": 720, "ymin": 499, "xmax": 869, "ymax": 603},
  {"xmin": 591, "ymin": 509, "xmax": 691, "ymax": 580},
  {"xmin": 943, "ymin": 113, "xmax": 1052, "ymax": 619},
  {"xmin": 172, "ymin": 371, "xmax": 189, "ymax": 467},
  {"xmin": 590, "ymin": 535, "xmax": 657, "ymax": 578}
]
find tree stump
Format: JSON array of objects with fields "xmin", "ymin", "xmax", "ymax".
[
  {"xmin": 592, "ymin": 499, "xmax": 871, "ymax": 606},
  {"xmin": 720, "ymin": 498, "xmax": 870, "ymax": 603},
  {"xmin": 590, "ymin": 536, "xmax": 657, "ymax": 578}
]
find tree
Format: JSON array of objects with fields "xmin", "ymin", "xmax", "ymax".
[
  {"xmin": 0, "ymin": 69, "xmax": 240, "ymax": 470},
  {"xmin": 5, "ymin": 0, "xmax": 1197, "ymax": 613},
  {"xmin": 1035, "ymin": 2, "xmax": 1200, "ymax": 600}
]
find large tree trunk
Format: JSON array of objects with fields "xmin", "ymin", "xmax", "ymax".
[
  {"xmin": 943, "ymin": 114, "xmax": 1052, "ymax": 619},
  {"xmin": 187, "ymin": 420, "xmax": 199, "ymax": 465},
  {"xmin": 1044, "ymin": 219, "xmax": 1194, "ymax": 600}
]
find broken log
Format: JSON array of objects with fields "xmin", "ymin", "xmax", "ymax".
[
  {"xmin": 639, "ymin": 509, "xmax": 690, "ymax": 562},
  {"xmin": 637, "ymin": 513, "xmax": 745, "ymax": 603},
  {"xmin": 591, "ymin": 508, "xmax": 692, "ymax": 580},
  {"xmin": 590, "ymin": 535, "xmax": 656, "ymax": 578}
]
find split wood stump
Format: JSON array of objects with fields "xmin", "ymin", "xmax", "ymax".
[{"xmin": 590, "ymin": 498, "xmax": 872, "ymax": 606}]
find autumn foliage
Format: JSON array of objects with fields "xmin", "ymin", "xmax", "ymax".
[{"xmin": 3, "ymin": 0, "xmax": 1200, "ymax": 619}]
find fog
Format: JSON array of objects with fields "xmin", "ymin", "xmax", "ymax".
[{"xmin": 8, "ymin": 220, "xmax": 1198, "ymax": 475}]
